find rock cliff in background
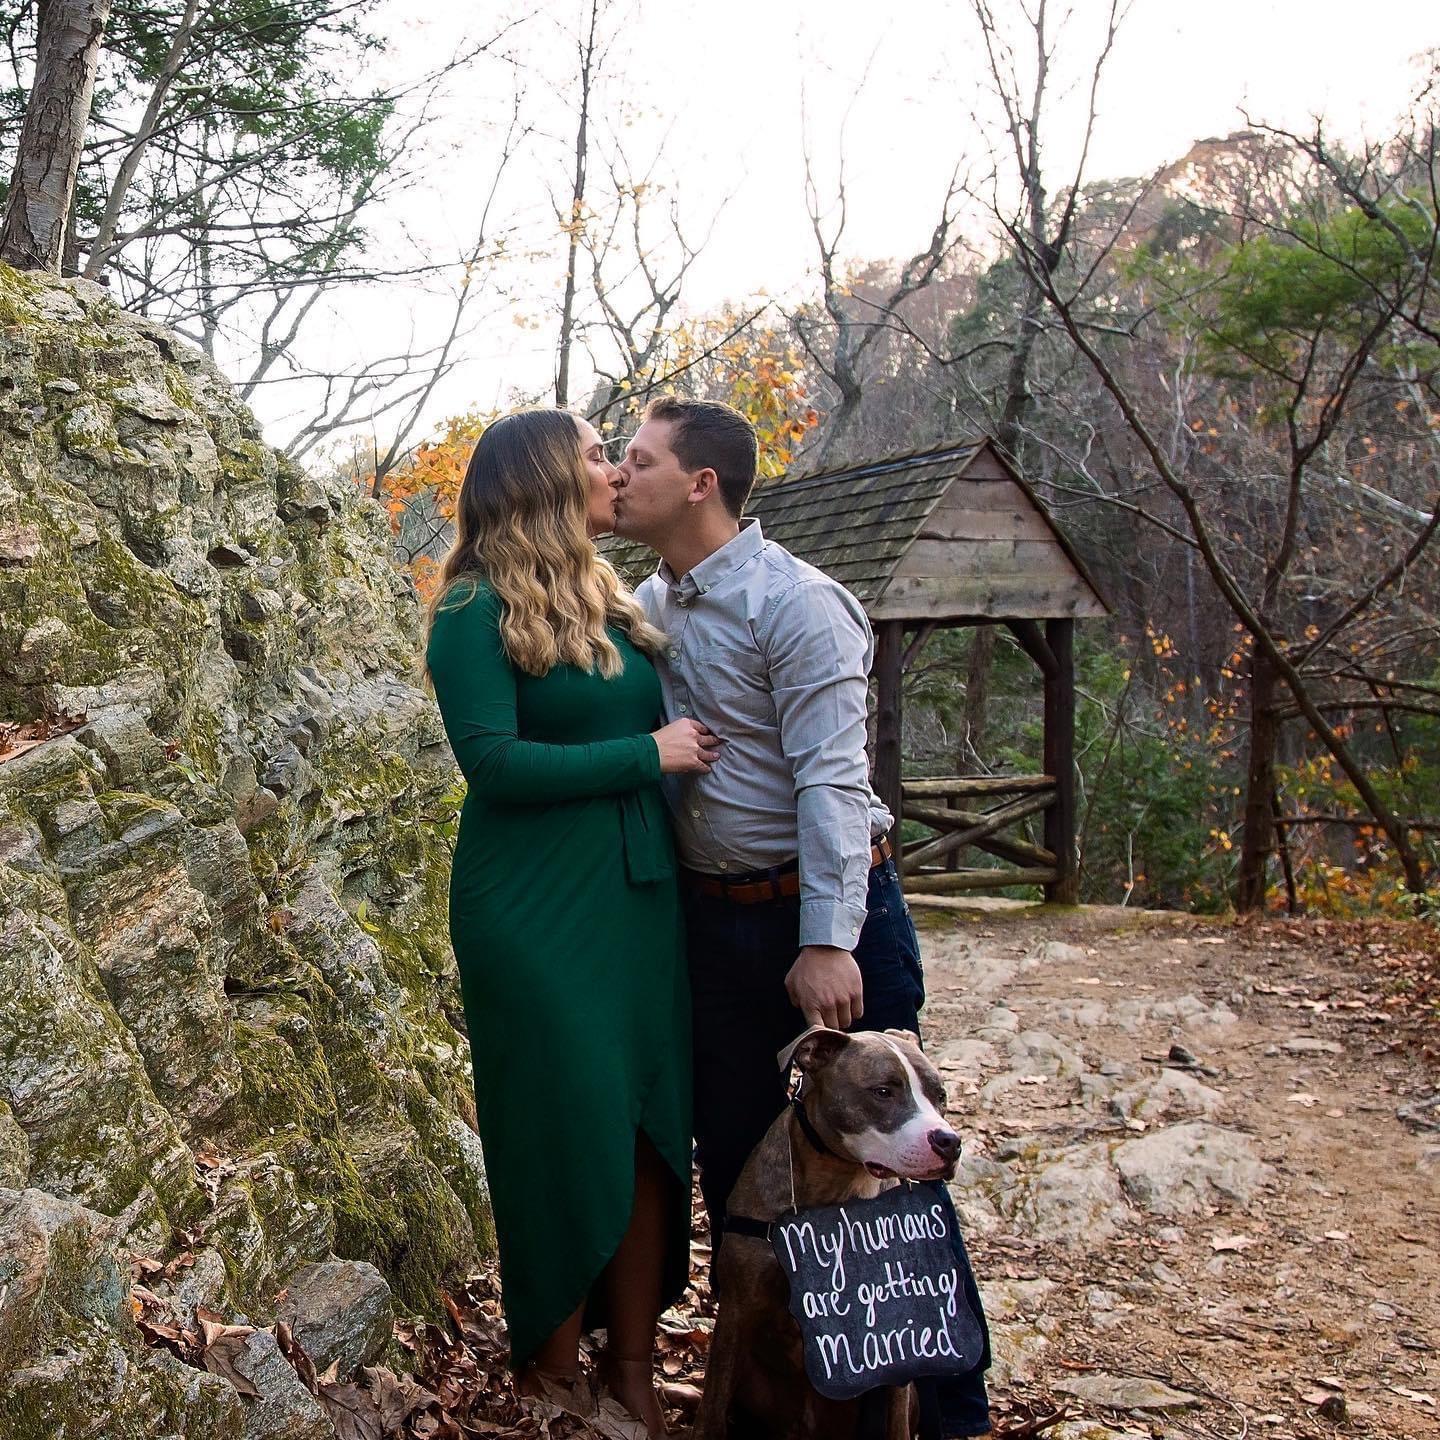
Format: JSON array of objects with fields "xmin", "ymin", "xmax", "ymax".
[{"xmin": 0, "ymin": 265, "xmax": 488, "ymax": 1435}]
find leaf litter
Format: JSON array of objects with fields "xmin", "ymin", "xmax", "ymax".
[{"xmin": 130, "ymin": 1195, "xmax": 720, "ymax": 1439}]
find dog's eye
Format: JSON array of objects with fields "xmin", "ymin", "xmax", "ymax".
[{"xmin": 870, "ymin": 1085, "xmax": 894, "ymax": 1099}]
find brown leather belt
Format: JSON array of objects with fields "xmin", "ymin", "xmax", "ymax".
[{"xmin": 683, "ymin": 836, "xmax": 893, "ymax": 905}]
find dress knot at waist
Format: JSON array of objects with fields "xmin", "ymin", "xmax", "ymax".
[{"xmin": 619, "ymin": 790, "xmax": 675, "ymax": 885}]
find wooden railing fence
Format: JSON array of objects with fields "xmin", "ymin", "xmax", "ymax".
[{"xmin": 900, "ymin": 776, "xmax": 1058, "ymax": 894}]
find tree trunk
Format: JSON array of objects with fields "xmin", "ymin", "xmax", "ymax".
[
  {"xmin": 1271, "ymin": 788, "xmax": 1300, "ymax": 915},
  {"xmin": 960, "ymin": 624, "xmax": 995, "ymax": 772},
  {"xmin": 0, "ymin": 0, "xmax": 112, "ymax": 272},
  {"xmin": 1235, "ymin": 645, "xmax": 1280, "ymax": 912},
  {"xmin": 82, "ymin": 0, "xmax": 200, "ymax": 280},
  {"xmin": 554, "ymin": 0, "xmax": 599, "ymax": 407}
]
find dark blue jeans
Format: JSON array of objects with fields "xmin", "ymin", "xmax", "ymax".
[{"xmin": 686, "ymin": 857, "xmax": 992, "ymax": 1438}]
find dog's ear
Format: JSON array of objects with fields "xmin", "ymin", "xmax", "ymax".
[
  {"xmin": 883, "ymin": 1027, "xmax": 921, "ymax": 1049},
  {"xmin": 778, "ymin": 1025, "xmax": 850, "ymax": 1074}
]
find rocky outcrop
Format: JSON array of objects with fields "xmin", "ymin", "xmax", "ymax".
[
  {"xmin": 275, "ymin": 1261, "xmax": 394, "ymax": 1376},
  {"xmin": 0, "ymin": 265, "xmax": 488, "ymax": 1432}
]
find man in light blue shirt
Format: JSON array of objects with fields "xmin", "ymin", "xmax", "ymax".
[
  {"xmin": 631, "ymin": 474, "xmax": 891, "ymax": 986},
  {"xmin": 614, "ymin": 397, "xmax": 991, "ymax": 1439}
]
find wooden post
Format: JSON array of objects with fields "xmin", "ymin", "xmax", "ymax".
[
  {"xmin": 873, "ymin": 620, "xmax": 905, "ymax": 858},
  {"xmin": 1043, "ymin": 618, "xmax": 1078, "ymax": 904}
]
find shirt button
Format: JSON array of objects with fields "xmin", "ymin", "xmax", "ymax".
[
  {"xmin": 668, "ymin": 648, "xmax": 678, "ymax": 658},
  {"xmin": 678, "ymin": 704, "xmax": 688, "ymax": 714},
  {"xmin": 718, "ymin": 860, "xmax": 729, "ymax": 870},
  {"xmin": 690, "ymin": 808, "xmax": 701, "ymax": 818}
]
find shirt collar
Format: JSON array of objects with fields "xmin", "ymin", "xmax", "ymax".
[{"xmin": 659, "ymin": 517, "xmax": 764, "ymax": 601}]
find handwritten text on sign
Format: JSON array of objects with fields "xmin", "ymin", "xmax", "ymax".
[{"xmin": 770, "ymin": 1184, "xmax": 984, "ymax": 1401}]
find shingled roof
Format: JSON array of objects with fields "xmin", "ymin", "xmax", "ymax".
[{"xmin": 602, "ymin": 437, "xmax": 1107, "ymax": 620}]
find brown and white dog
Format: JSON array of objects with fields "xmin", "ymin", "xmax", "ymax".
[{"xmin": 695, "ymin": 1027, "xmax": 962, "ymax": 1440}]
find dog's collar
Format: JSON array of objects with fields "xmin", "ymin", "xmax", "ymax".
[
  {"xmin": 790, "ymin": 1094, "xmax": 842, "ymax": 1160},
  {"xmin": 722, "ymin": 1213, "xmax": 778, "ymax": 1240},
  {"xmin": 722, "ymin": 1097, "xmax": 844, "ymax": 1238}
]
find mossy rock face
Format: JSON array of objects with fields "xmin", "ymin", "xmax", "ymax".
[{"xmin": 0, "ymin": 268, "xmax": 486, "ymax": 1433}]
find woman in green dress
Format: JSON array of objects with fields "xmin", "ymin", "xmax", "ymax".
[{"xmin": 424, "ymin": 409, "xmax": 718, "ymax": 1434}]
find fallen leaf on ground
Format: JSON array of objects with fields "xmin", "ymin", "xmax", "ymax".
[
  {"xmin": 317, "ymin": 1369, "xmax": 383, "ymax": 1440},
  {"xmin": 195, "ymin": 1308, "xmax": 261, "ymax": 1399},
  {"xmin": 364, "ymin": 1365, "xmax": 438, "ymax": 1429},
  {"xmin": 0, "ymin": 710, "xmax": 87, "ymax": 764},
  {"xmin": 1390, "ymin": 1385, "xmax": 1436, "ymax": 1406}
]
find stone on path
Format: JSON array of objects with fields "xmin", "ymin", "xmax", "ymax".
[
  {"xmin": 1114, "ymin": 1122, "xmax": 1273, "ymax": 1217},
  {"xmin": 979, "ymin": 1276, "xmax": 1057, "ymax": 1321},
  {"xmin": 1055, "ymin": 1373, "xmax": 1201, "ymax": 1411},
  {"xmin": 1109, "ymin": 1067, "xmax": 1225, "ymax": 1123},
  {"xmin": 976, "ymin": 1004, "xmax": 1021, "ymax": 1038},
  {"xmin": 1032, "ymin": 940, "xmax": 1090, "ymax": 966},
  {"xmin": 931, "ymin": 1036, "xmax": 1001, "ymax": 1078},
  {"xmin": 1282, "ymin": 1036, "xmax": 1344, "ymax": 1055},
  {"xmin": 1009, "ymin": 1030, "xmax": 1086, "ymax": 1078},
  {"xmin": 961, "ymin": 1138, "xmax": 1130, "ymax": 1244},
  {"xmin": 1016, "ymin": 1142, "xmax": 1130, "ymax": 1242}
]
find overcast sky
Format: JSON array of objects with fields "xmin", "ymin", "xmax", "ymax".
[{"xmin": 247, "ymin": 0, "xmax": 1438, "ymax": 451}]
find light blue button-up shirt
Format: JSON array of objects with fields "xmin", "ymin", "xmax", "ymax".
[{"xmin": 634, "ymin": 519, "xmax": 892, "ymax": 950}]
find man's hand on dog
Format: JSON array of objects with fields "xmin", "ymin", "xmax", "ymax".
[{"xmin": 785, "ymin": 945, "xmax": 864, "ymax": 1030}]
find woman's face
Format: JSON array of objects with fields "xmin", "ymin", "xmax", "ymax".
[{"xmin": 575, "ymin": 416, "xmax": 619, "ymax": 538}]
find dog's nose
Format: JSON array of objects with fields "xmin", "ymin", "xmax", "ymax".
[{"xmin": 928, "ymin": 1129, "xmax": 961, "ymax": 1162}]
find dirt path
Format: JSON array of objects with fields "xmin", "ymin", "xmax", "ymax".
[{"xmin": 911, "ymin": 901, "xmax": 1440, "ymax": 1440}]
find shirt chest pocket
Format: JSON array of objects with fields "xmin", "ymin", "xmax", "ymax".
[{"xmin": 696, "ymin": 641, "xmax": 774, "ymax": 730}]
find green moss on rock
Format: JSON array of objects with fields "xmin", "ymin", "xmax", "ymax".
[{"xmin": 1, "ymin": 271, "xmax": 491, "ymax": 1422}]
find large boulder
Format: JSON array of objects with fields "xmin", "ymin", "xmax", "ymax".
[
  {"xmin": 276, "ymin": 1260, "xmax": 394, "ymax": 1375},
  {"xmin": 1113, "ymin": 1122, "xmax": 1273, "ymax": 1217},
  {"xmin": 0, "ymin": 1186, "xmax": 248, "ymax": 1438},
  {"xmin": 0, "ymin": 266, "xmax": 489, "ymax": 1431}
]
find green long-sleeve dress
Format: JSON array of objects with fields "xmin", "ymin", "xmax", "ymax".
[{"xmin": 425, "ymin": 580, "xmax": 692, "ymax": 1368}]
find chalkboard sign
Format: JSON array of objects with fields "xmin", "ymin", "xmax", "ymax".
[{"xmin": 771, "ymin": 1184, "xmax": 984, "ymax": 1401}]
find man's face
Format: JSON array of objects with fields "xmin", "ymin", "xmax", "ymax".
[{"xmin": 613, "ymin": 418, "xmax": 704, "ymax": 547}]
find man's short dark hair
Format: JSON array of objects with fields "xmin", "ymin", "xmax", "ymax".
[{"xmin": 644, "ymin": 396, "xmax": 757, "ymax": 518}]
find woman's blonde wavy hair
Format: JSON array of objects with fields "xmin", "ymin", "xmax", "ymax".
[{"xmin": 424, "ymin": 408, "xmax": 665, "ymax": 678}]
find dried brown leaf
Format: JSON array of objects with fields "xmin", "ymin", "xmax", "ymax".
[
  {"xmin": 318, "ymin": 1374, "xmax": 384, "ymax": 1440},
  {"xmin": 361, "ymin": 1364, "xmax": 438, "ymax": 1430},
  {"xmin": 199, "ymin": 1330, "xmax": 261, "ymax": 1399},
  {"xmin": 275, "ymin": 1320, "xmax": 319, "ymax": 1395}
]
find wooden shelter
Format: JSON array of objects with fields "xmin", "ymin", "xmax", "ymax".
[{"xmin": 605, "ymin": 438, "xmax": 1108, "ymax": 902}]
